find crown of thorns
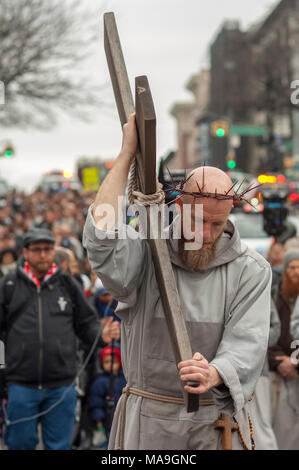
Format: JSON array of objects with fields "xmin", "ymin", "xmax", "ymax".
[{"xmin": 164, "ymin": 166, "xmax": 262, "ymax": 208}]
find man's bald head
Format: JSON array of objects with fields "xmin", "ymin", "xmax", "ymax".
[{"xmin": 183, "ymin": 166, "xmax": 234, "ymax": 204}]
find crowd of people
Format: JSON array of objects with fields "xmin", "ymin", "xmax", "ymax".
[
  {"xmin": 0, "ymin": 182, "xmax": 299, "ymax": 450},
  {"xmin": 0, "ymin": 188, "xmax": 125, "ymax": 450},
  {"xmin": 257, "ymin": 238, "xmax": 299, "ymax": 450},
  {"xmin": 0, "ymin": 188, "xmax": 91, "ymax": 260}
]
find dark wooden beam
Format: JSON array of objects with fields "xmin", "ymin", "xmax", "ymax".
[
  {"xmin": 104, "ymin": 12, "xmax": 134, "ymax": 127},
  {"xmin": 135, "ymin": 76, "xmax": 157, "ymax": 195},
  {"xmin": 104, "ymin": 12, "xmax": 199, "ymax": 412}
]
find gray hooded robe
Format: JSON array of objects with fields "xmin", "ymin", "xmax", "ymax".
[
  {"xmin": 83, "ymin": 209, "xmax": 272, "ymax": 450},
  {"xmin": 247, "ymin": 299, "xmax": 280, "ymax": 450}
]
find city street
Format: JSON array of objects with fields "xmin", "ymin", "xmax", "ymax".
[{"xmin": 0, "ymin": 0, "xmax": 299, "ymax": 455}]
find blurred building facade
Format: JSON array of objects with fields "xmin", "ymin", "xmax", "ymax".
[
  {"xmin": 169, "ymin": 0, "xmax": 299, "ymax": 175},
  {"xmin": 248, "ymin": 0, "xmax": 299, "ymax": 174},
  {"xmin": 169, "ymin": 70, "xmax": 210, "ymax": 170}
]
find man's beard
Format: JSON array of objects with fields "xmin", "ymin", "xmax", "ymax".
[
  {"xmin": 33, "ymin": 261, "xmax": 52, "ymax": 277},
  {"xmin": 282, "ymin": 272, "xmax": 299, "ymax": 298},
  {"xmin": 178, "ymin": 234, "xmax": 221, "ymax": 271}
]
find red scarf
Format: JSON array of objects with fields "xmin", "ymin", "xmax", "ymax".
[{"xmin": 23, "ymin": 261, "xmax": 58, "ymax": 288}]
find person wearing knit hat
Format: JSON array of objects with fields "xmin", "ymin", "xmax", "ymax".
[
  {"xmin": 100, "ymin": 345, "xmax": 122, "ymax": 375},
  {"xmin": 282, "ymin": 249, "xmax": 299, "ymax": 272},
  {"xmin": 88, "ymin": 344, "xmax": 126, "ymax": 448},
  {"xmin": 268, "ymin": 249, "xmax": 299, "ymax": 450}
]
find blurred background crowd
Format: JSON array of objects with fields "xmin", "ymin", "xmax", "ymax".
[{"xmin": 0, "ymin": 187, "xmax": 126, "ymax": 450}]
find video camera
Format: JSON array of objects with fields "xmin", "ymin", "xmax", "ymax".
[{"xmin": 262, "ymin": 188, "xmax": 289, "ymax": 238}]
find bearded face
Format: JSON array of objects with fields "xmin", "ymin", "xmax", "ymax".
[
  {"xmin": 175, "ymin": 197, "xmax": 231, "ymax": 271},
  {"xmin": 282, "ymin": 260, "xmax": 299, "ymax": 298},
  {"xmin": 178, "ymin": 231, "xmax": 222, "ymax": 271}
]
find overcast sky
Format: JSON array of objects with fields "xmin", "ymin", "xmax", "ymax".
[{"xmin": 1, "ymin": 0, "xmax": 279, "ymax": 191}]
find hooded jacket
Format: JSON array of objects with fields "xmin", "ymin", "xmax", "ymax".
[
  {"xmin": 89, "ymin": 370, "xmax": 126, "ymax": 429},
  {"xmin": 0, "ymin": 258, "xmax": 104, "ymax": 388},
  {"xmin": 92, "ymin": 286, "xmax": 118, "ymax": 319},
  {"xmin": 83, "ymin": 207, "xmax": 272, "ymax": 449}
]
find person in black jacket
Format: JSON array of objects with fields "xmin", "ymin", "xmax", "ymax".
[
  {"xmin": 268, "ymin": 249, "xmax": 299, "ymax": 450},
  {"xmin": 0, "ymin": 228, "xmax": 120, "ymax": 450}
]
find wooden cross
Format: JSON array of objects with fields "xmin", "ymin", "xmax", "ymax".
[
  {"xmin": 104, "ymin": 12, "xmax": 199, "ymax": 412},
  {"xmin": 214, "ymin": 413, "xmax": 239, "ymax": 450}
]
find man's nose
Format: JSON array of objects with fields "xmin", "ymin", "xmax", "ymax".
[
  {"xmin": 39, "ymin": 249, "xmax": 48, "ymax": 257},
  {"xmin": 203, "ymin": 224, "xmax": 211, "ymax": 241}
]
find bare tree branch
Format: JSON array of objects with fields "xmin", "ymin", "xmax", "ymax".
[{"xmin": 0, "ymin": 0, "xmax": 111, "ymax": 128}]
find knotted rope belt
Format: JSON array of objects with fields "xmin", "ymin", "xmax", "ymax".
[
  {"xmin": 115, "ymin": 385, "xmax": 255, "ymax": 450},
  {"xmin": 115, "ymin": 384, "xmax": 214, "ymax": 450}
]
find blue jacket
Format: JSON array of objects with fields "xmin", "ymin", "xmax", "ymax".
[
  {"xmin": 89, "ymin": 371, "xmax": 126, "ymax": 426},
  {"xmin": 93, "ymin": 287, "xmax": 120, "ymax": 321}
]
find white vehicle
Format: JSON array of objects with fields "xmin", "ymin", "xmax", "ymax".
[
  {"xmin": 39, "ymin": 170, "xmax": 82, "ymax": 193},
  {"xmin": 229, "ymin": 211, "xmax": 299, "ymax": 257},
  {"xmin": 229, "ymin": 213, "xmax": 272, "ymax": 257}
]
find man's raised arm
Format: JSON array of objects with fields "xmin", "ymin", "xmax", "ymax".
[
  {"xmin": 83, "ymin": 113, "xmax": 146, "ymax": 304},
  {"xmin": 92, "ymin": 113, "xmax": 137, "ymax": 230}
]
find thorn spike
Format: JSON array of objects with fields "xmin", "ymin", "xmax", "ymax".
[
  {"xmin": 236, "ymin": 177, "xmax": 247, "ymax": 194},
  {"xmin": 196, "ymin": 181, "xmax": 202, "ymax": 194},
  {"xmin": 225, "ymin": 180, "xmax": 239, "ymax": 196}
]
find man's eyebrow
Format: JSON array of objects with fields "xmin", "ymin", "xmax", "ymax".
[{"xmin": 193, "ymin": 216, "xmax": 226, "ymax": 225}]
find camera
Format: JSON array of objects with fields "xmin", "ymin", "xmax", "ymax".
[{"xmin": 262, "ymin": 189, "xmax": 289, "ymax": 238}]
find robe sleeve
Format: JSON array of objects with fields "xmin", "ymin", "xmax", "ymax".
[
  {"xmin": 209, "ymin": 255, "xmax": 272, "ymax": 414},
  {"xmin": 83, "ymin": 205, "xmax": 147, "ymax": 305}
]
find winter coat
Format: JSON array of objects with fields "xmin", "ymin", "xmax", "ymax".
[
  {"xmin": 268, "ymin": 282, "xmax": 297, "ymax": 370},
  {"xmin": 89, "ymin": 370, "xmax": 126, "ymax": 431},
  {"xmin": 93, "ymin": 287, "xmax": 118, "ymax": 319},
  {"xmin": 0, "ymin": 259, "xmax": 105, "ymax": 388}
]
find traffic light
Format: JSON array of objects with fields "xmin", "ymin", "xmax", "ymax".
[
  {"xmin": 227, "ymin": 159, "xmax": 236, "ymax": 169},
  {"xmin": 211, "ymin": 120, "xmax": 229, "ymax": 138},
  {"xmin": 2, "ymin": 145, "xmax": 14, "ymax": 158},
  {"xmin": 226, "ymin": 153, "xmax": 236, "ymax": 169}
]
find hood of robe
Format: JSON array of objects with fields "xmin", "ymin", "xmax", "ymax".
[{"xmin": 165, "ymin": 215, "xmax": 247, "ymax": 271}]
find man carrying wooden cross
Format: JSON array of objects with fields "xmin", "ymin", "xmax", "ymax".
[{"xmin": 83, "ymin": 112, "xmax": 272, "ymax": 450}]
